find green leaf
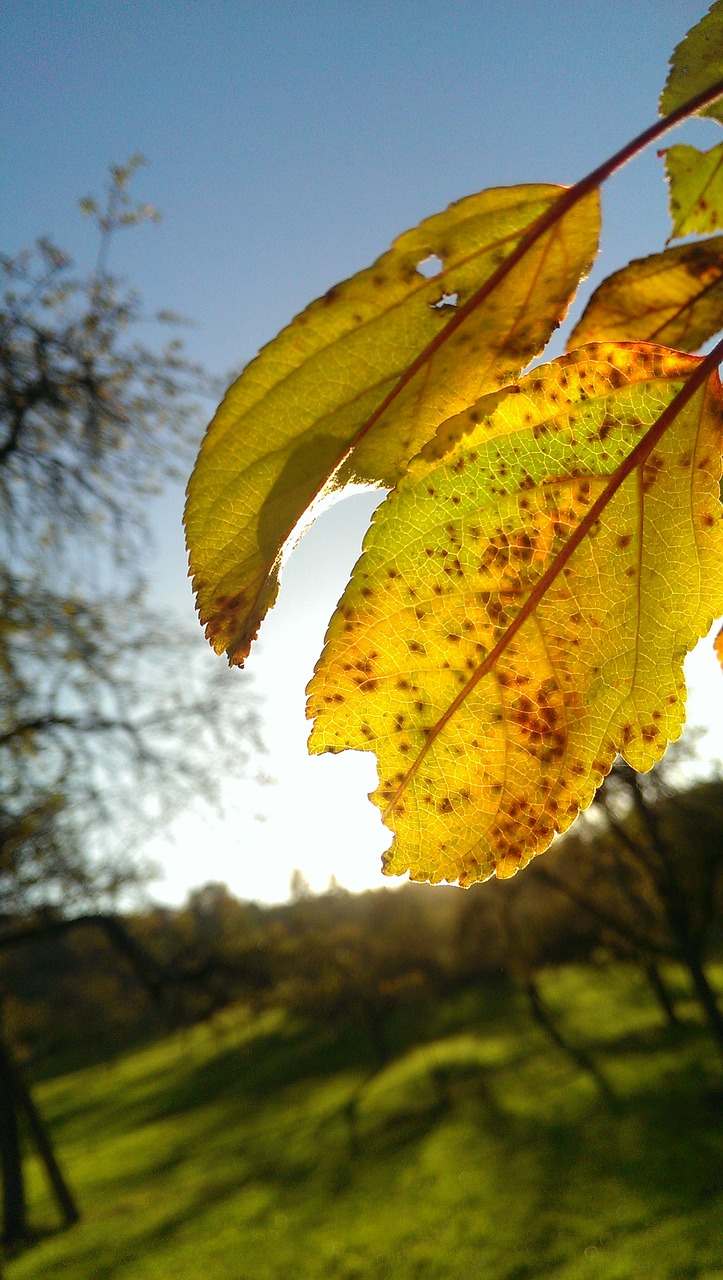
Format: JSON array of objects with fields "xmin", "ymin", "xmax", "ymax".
[
  {"xmin": 663, "ymin": 142, "xmax": 723, "ymax": 238},
  {"xmin": 185, "ymin": 185, "xmax": 600, "ymax": 665},
  {"xmin": 660, "ymin": 1, "xmax": 723, "ymax": 126},
  {"xmin": 307, "ymin": 344, "xmax": 723, "ymax": 886},
  {"xmin": 568, "ymin": 237, "xmax": 723, "ymax": 351}
]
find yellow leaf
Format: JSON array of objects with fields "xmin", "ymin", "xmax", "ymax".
[
  {"xmin": 568, "ymin": 237, "xmax": 723, "ymax": 351},
  {"xmin": 308, "ymin": 344, "xmax": 723, "ymax": 886},
  {"xmin": 660, "ymin": 1, "xmax": 723, "ymax": 126},
  {"xmin": 185, "ymin": 185, "xmax": 600, "ymax": 665},
  {"xmin": 663, "ymin": 142, "xmax": 723, "ymax": 238}
]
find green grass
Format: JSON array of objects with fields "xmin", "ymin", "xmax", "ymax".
[{"xmin": 5, "ymin": 964, "xmax": 723, "ymax": 1280}]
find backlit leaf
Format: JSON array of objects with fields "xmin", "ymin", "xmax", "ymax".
[
  {"xmin": 662, "ymin": 142, "xmax": 723, "ymax": 238},
  {"xmin": 308, "ymin": 344, "xmax": 723, "ymax": 886},
  {"xmin": 185, "ymin": 186, "xmax": 600, "ymax": 665},
  {"xmin": 715, "ymin": 623, "xmax": 723, "ymax": 671},
  {"xmin": 660, "ymin": 1, "xmax": 723, "ymax": 126},
  {"xmin": 568, "ymin": 237, "xmax": 723, "ymax": 351}
]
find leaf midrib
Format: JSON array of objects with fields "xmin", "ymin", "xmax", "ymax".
[
  {"xmin": 204, "ymin": 217, "xmax": 566, "ymax": 553},
  {"xmin": 196, "ymin": 76, "xmax": 723, "ymax": 662},
  {"xmin": 199, "ymin": 210, "xmax": 545, "ymax": 461},
  {"xmin": 381, "ymin": 340, "xmax": 723, "ymax": 821}
]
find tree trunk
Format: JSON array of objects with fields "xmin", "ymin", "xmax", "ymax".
[
  {"xmin": 643, "ymin": 961, "xmax": 680, "ymax": 1027},
  {"xmin": 678, "ymin": 940, "xmax": 723, "ymax": 1060},
  {"xmin": 12, "ymin": 1062, "xmax": 79, "ymax": 1229},
  {"xmin": 0, "ymin": 1034, "xmax": 26, "ymax": 1245},
  {"xmin": 650, "ymin": 851, "xmax": 723, "ymax": 1059},
  {"xmin": 0, "ymin": 1016, "xmax": 79, "ymax": 1243},
  {"xmin": 525, "ymin": 978, "xmax": 616, "ymax": 1106},
  {"xmin": 621, "ymin": 769, "xmax": 723, "ymax": 1061}
]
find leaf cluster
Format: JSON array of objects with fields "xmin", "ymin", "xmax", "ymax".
[{"xmin": 186, "ymin": 6, "xmax": 723, "ymax": 886}]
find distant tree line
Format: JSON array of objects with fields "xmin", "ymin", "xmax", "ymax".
[
  {"xmin": 3, "ymin": 755, "xmax": 720, "ymax": 1080},
  {"xmin": 1, "ymin": 743, "xmax": 720, "ymax": 1244}
]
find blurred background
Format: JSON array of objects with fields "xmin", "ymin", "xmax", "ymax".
[{"xmin": 1, "ymin": 2, "xmax": 721, "ymax": 1277}]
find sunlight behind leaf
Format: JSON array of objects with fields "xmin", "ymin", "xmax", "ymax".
[
  {"xmin": 308, "ymin": 344, "xmax": 723, "ymax": 886},
  {"xmin": 185, "ymin": 186, "xmax": 599, "ymax": 666},
  {"xmin": 568, "ymin": 238, "xmax": 723, "ymax": 351},
  {"xmin": 663, "ymin": 142, "xmax": 723, "ymax": 238},
  {"xmin": 660, "ymin": 1, "xmax": 723, "ymax": 126}
]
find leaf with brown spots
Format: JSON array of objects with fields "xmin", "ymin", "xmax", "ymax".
[
  {"xmin": 307, "ymin": 343, "xmax": 723, "ymax": 886},
  {"xmin": 662, "ymin": 142, "xmax": 723, "ymax": 239},
  {"xmin": 660, "ymin": 0, "xmax": 723, "ymax": 127},
  {"xmin": 185, "ymin": 185, "xmax": 600, "ymax": 665},
  {"xmin": 568, "ymin": 237, "xmax": 723, "ymax": 351}
]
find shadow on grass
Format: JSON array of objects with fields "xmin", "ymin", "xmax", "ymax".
[
  {"xmin": 29, "ymin": 1034, "xmax": 722, "ymax": 1280},
  {"xmin": 41, "ymin": 979, "xmax": 528, "ymax": 1144},
  {"xmin": 10, "ymin": 982, "xmax": 723, "ymax": 1280},
  {"xmin": 44, "ymin": 1015, "xmax": 374, "ymax": 1145},
  {"xmin": 143, "ymin": 1017, "xmax": 380, "ymax": 1121},
  {"xmin": 14, "ymin": 1180, "xmax": 261, "ymax": 1280}
]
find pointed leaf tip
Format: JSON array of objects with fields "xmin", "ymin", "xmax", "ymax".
[
  {"xmin": 662, "ymin": 142, "xmax": 723, "ymax": 240},
  {"xmin": 568, "ymin": 236, "xmax": 723, "ymax": 352},
  {"xmin": 660, "ymin": 1, "xmax": 723, "ymax": 126}
]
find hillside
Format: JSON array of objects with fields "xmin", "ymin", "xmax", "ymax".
[{"xmin": 6, "ymin": 963, "xmax": 723, "ymax": 1280}]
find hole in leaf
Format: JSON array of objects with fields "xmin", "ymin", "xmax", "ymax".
[
  {"xmin": 416, "ymin": 253, "xmax": 444, "ymax": 279},
  {"xmin": 430, "ymin": 292, "xmax": 459, "ymax": 310}
]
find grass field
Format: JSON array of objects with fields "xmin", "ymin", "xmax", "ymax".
[{"xmin": 5, "ymin": 963, "xmax": 723, "ymax": 1280}]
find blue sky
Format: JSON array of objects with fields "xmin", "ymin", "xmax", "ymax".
[{"xmin": 3, "ymin": 1, "xmax": 721, "ymax": 903}]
